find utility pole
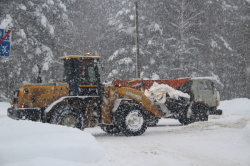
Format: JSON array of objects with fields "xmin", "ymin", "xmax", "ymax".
[{"xmin": 135, "ymin": 2, "xmax": 141, "ymax": 78}]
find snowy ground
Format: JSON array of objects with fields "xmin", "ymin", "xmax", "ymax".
[{"xmin": 1, "ymin": 98, "xmax": 250, "ymax": 166}]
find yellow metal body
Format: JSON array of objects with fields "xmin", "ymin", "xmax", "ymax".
[
  {"xmin": 18, "ymin": 82, "xmax": 69, "ymax": 108},
  {"xmin": 100, "ymin": 86, "xmax": 164, "ymax": 125},
  {"xmin": 100, "ymin": 86, "xmax": 118, "ymax": 124},
  {"xmin": 16, "ymin": 55, "xmax": 164, "ymax": 127},
  {"xmin": 116, "ymin": 87, "xmax": 164, "ymax": 117},
  {"xmin": 17, "ymin": 81, "xmax": 164, "ymax": 127}
]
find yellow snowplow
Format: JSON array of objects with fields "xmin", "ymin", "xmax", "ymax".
[{"xmin": 7, "ymin": 54, "xmax": 222, "ymax": 136}]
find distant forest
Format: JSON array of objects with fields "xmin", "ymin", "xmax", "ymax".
[{"xmin": 0, "ymin": 0, "xmax": 249, "ymax": 101}]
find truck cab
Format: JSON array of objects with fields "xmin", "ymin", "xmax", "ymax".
[
  {"xmin": 178, "ymin": 78, "xmax": 222, "ymax": 115},
  {"xmin": 192, "ymin": 78, "xmax": 218, "ymax": 107},
  {"xmin": 61, "ymin": 55, "xmax": 102, "ymax": 96}
]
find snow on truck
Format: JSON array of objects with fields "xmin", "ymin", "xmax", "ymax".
[{"xmin": 7, "ymin": 54, "xmax": 222, "ymax": 136}]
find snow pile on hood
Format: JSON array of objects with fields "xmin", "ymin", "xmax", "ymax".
[{"xmin": 144, "ymin": 82, "xmax": 190, "ymax": 104}]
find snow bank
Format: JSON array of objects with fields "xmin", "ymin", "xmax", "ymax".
[
  {"xmin": 1, "ymin": 99, "xmax": 249, "ymax": 166},
  {"xmin": 209, "ymin": 98, "xmax": 250, "ymax": 130},
  {"xmin": 243, "ymin": 122, "xmax": 250, "ymax": 143},
  {"xmin": 0, "ymin": 102, "xmax": 10, "ymax": 117},
  {"xmin": 145, "ymin": 82, "xmax": 190, "ymax": 104},
  {"xmin": 218, "ymin": 98, "xmax": 250, "ymax": 116},
  {"xmin": 0, "ymin": 102, "xmax": 110, "ymax": 166}
]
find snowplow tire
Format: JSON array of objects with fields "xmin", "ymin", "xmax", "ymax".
[
  {"xmin": 216, "ymin": 109, "xmax": 223, "ymax": 115},
  {"xmin": 192, "ymin": 103, "xmax": 209, "ymax": 121},
  {"xmin": 50, "ymin": 104, "xmax": 85, "ymax": 130},
  {"xmin": 116, "ymin": 104, "xmax": 148, "ymax": 136},
  {"xmin": 178, "ymin": 108, "xmax": 196, "ymax": 125},
  {"xmin": 178, "ymin": 113, "xmax": 196, "ymax": 125},
  {"xmin": 101, "ymin": 125, "xmax": 121, "ymax": 134},
  {"xmin": 147, "ymin": 116, "xmax": 160, "ymax": 127}
]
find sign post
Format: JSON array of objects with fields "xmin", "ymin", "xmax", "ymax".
[{"xmin": 0, "ymin": 29, "xmax": 12, "ymax": 57}]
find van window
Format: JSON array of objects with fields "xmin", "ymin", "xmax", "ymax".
[{"xmin": 199, "ymin": 80, "xmax": 213, "ymax": 90}]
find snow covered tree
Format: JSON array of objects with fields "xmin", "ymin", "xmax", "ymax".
[
  {"xmin": 102, "ymin": 0, "xmax": 137, "ymax": 81},
  {"xmin": 139, "ymin": 0, "xmax": 167, "ymax": 79},
  {"xmin": 0, "ymin": 0, "xmax": 248, "ymax": 101},
  {"xmin": 0, "ymin": 0, "xmax": 75, "ymax": 100},
  {"xmin": 202, "ymin": 0, "xmax": 249, "ymax": 99},
  {"xmin": 162, "ymin": 0, "xmax": 205, "ymax": 78}
]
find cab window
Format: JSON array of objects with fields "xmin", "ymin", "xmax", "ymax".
[
  {"xmin": 199, "ymin": 80, "xmax": 213, "ymax": 90},
  {"xmin": 79, "ymin": 65, "xmax": 97, "ymax": 85},
  {"xmin": 87, "ymin": 66, "xmax": 97, "ymax": 85}
]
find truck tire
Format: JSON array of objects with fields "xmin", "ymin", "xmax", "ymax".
[
  {"xmin": 192, "ymin": 103, "xmax": 209, "ymax": 121},
  {"xmin": 101, "ymin": 125, "xmax": 120, "ymax": 134},
  {"xmin": 147, "ymin": 116, "xmax": 160, "ymax": 127},
  {"xmin": 50, "ymin": 104, "xmax": 85, "ymax": 130},
  {"xmin": 216, "ymin": 109, "xmax": 223, "ymax": 115},
  {"xmin": 116, "ymin": 104, "xmax": 148, "ymax": 136},
  {"xmin": 178, "ymin": 110, "xmax": 196, "ymax": 125}
]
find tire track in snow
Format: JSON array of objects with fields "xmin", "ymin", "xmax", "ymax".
[{"xmin": 181, "ymin": 118, "xmax": 250, "ymax": 131}]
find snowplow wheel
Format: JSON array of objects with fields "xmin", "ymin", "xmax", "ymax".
[
  {"xmin": 50, "ymin": 104, "xmax": 85, "ymax": 130},
  {"xmin": 147, "ymin": 116, "xmax": 160, "ymax": 127},
  {"xmin": 116, "ymin": 104, "xmax": 148, "ymax": 136},
  {"xmin": 192, "ymin": 103, "xmax": 209, "ymax": 121},
  {"xmin": 178, "ymin": 110, "xmax": 196, "ymax": 125},
  {"xmin": 216, "ymin": 109, "xmax": 223, "ymax": 115},
  {"xmin": 101, "ymin": 125, "xmax": 120, "ymax": 134}
]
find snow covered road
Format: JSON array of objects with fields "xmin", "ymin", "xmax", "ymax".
[{"xmin": 1, "ymin": 98, "xmax": 250, "ymax": 166}]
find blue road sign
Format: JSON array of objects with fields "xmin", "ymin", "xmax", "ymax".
[
  {"xmin": 0, "ymin": 41, "xmax": 11, "ymax": 57},
  {"xmin": 0, "ymin": 29, "xmax": 4, "ymax": 39},
  {"xmin": 0, "ymin": 29, "xmax": 11, "ymax": 57}
]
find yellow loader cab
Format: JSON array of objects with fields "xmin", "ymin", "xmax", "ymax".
[
  {"xmin": 60, "ymin": 55, "xmax": 101, "ymax": 96},
  {"xmin": 7, "ymin": 55, "xmax": 102, "ymax": 121}
]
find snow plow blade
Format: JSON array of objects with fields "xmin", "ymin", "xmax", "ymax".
[{"xmin": 7, "ymin": 107, "xmax": 41, "ymax": 121}]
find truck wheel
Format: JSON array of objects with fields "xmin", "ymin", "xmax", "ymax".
[
  {"xmin": 178, "ymin": 110, "xmax": 196, "ymax": 125},
  {"xmin": 192, "ymin": 103, "xmax": 209, "ymax": 121},
  {"xmin": 50, "ymin": 104, "xmax": 85, "ymax": 130},
  {"xmin": 178, "ymin": 109, "xmax": 196, "ymax": 125},
  {"xmin": 216, "ymin": 109, "xmax": 223, "ymax": 115},
  {"xmin": 101, "ymin": 125, "xmax": 120, "ymax": 134},
  {"xmin": 147, "ymin": 116, "xmax": 160, "ymax": 127},
  {"xmin": 116, "ymin": 104, "xmax": 148, "ymax": 136}
]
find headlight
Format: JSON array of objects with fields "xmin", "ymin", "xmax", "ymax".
[{"xmin": 24, "ymin": 89, "xmax": 29, "ymax": 94}]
